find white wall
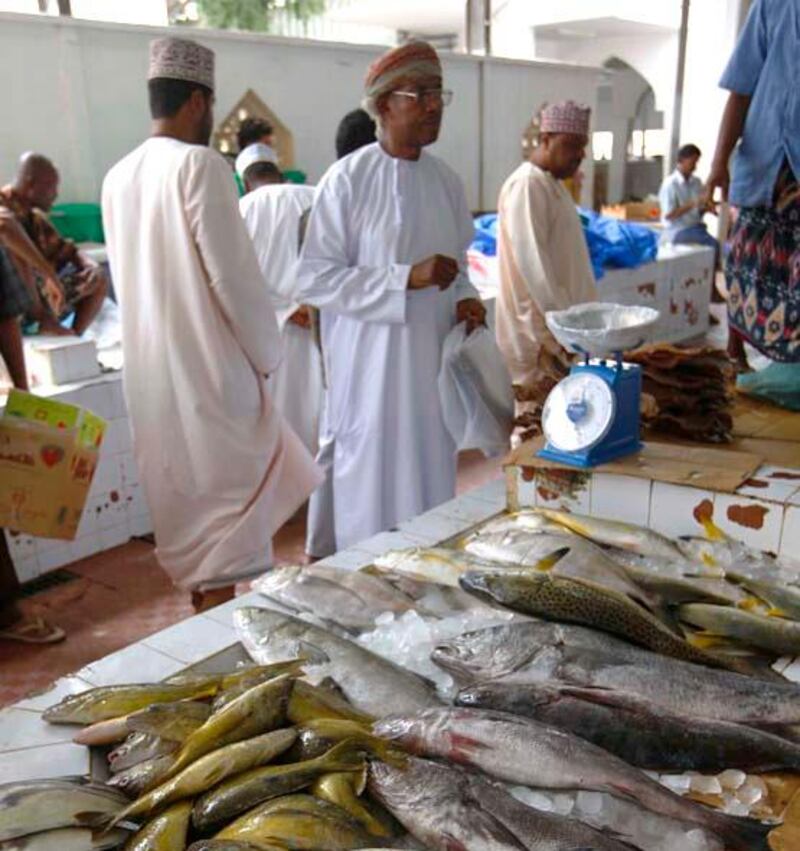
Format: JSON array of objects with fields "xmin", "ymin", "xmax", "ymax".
[{"xmin": 0, "ymin": 12, "xmax": 600, "ymax": 211}]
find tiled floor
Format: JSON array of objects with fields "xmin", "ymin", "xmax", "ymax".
[{"xmin": 0, "ymin": 449, "xmax": 502, "ymax": 707}]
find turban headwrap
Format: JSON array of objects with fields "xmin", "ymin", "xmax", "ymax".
[
  {"xmin": 362, "ymin": 41, "xmax": 442, "ymax": 118},
  {"xmin": 539, "ymin": 101, "xmax": 591, "ymax": 136},
  {"xmin": 148, "ymin": 37, "xmax": 215, "ymax": 91}
]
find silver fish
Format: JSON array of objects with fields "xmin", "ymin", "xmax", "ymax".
[
  {"xmin": 254, "ymin": 564, "xmax": 416, "ymax": 632},
  {"xmin": 489, "ymin": 641, "xmax": 800, "ymax": 727},
  {"xmin": 369, "ymin": 757, "xmax": 637, "ymax": 850},
  {"xmin": 431, "ymin": 620, "xmax": 643, "ymax": 683},
  {"xmin": 537, "ymin": 508, "xmax": 683, "ymax": 559},
  {"xmin": 0, "ymin": 827, "xmax": 129, "ymax": 849},
  {"xmin": 0, "ymin": 779, "xmax": 128, "ymax": 842},
  {"xmin": 455, "ymin": 679, "xmax": 800, "ymax": 774},
  {"xmin": 234, "ymin": 607, "xmax": 439, "ymax": 716},
  {"xmin": 462, "ymin": 529, "xmax": 658, "ymax": 609},
  {"xmin": 374, "ymin": 707, "xmax": 770, "ymax": 851}
]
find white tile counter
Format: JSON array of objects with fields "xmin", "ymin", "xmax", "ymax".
[{"xmin": 0, "ymin": 478, "xmax": 507, "ymax": 782}]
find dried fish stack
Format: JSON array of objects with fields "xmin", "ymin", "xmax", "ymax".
[{"xmin": 625, "ymin": 344, "xmax": 735, "ymax": 443}]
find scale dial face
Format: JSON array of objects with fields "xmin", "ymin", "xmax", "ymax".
[{"xmin": 542, "ymin": 371, "xmax": 616, "ymax": 452}]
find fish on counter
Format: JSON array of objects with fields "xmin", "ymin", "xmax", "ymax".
[
  {"xmin": 122, "ymin": 799, "xmax": 192, "ymax": 851},
  {"xmin": 111, "ymin": 729, "xmax": 298, "ymax": 826},
  {"xmin": 124, "ymin": 701, "xmax": 212, "ymax": 743},
  {"xmin": 431, "ymin": 620, "xmax": 648, "ymax": 683},
  {"xmin": 726, "ymin": 572, "xmax": 800, "ymax": 621},
  {"xmin": 461, "ymin": 529, "xmax": 660, "ymax": 610},
  {"xmin": 191, "ymin": 740, "xmax": 366, "ymax": 832},
  {"xmin": 458, "ymin": 570, "xmax": 732, "ymax": 669},
  {"xmin": 455, "ymin": 510, "xmax": 567, "ymax": 540},
  {"xmin": 373, "ymin": 547, "xmax": 512, "ymax": 590},
  {"xmin": 287, "ymin": 680, "xmax": 374, "ymax": 727},
  {"xmin": 680, "ymin": 603, "xmax": 800, "ymax": 656},
  {"xmin": 0, "ymin": 827, "xmax": 129, "ymax": 850},
  {"xmin": 253, "ymin": 564, "xmax": 417, "ymax": 632},
  {"xmin": 73, "ymin": 716, "xmax": 132, "ymax": 747},
  {"xmin": 234, "ymin": 608, "xmax": 440, "ymax": 717},
  {"xmin": 455, "ymin": 680, "xmax": 800, "ymax": 774},
  {"xmin": 107, "ymin": 756, "xmax": 174, "ymax": 799},
  {"xmin": 108, "ymin": 733, "xmax": 178, "ymax": 775},
  {"xmin": 312, "ymin": 768, "xmax": 396, "ymax": 839},
  {"xmin": 677, "ymin": 519, "xmax": 778, "ymax": 574},
  {"xmin": 483, "ymin": 641, "xmax": 800, "ymax": 727},
  {"xmin": 0, "ymin": 779, "xmax": 128, "ymax": 842},
  {"xmin": 369, "ymin": 756, "xmax": 639, "ymax": 850},
  {"xmin": 374, "ymin": 707, "xmax": 771, "ymax": 851},
  {"xmin": 535, "ymin": 508, "xmax": 684, "ymax": 560},
  {"xmin": 164, "ymin": 675, "xmax": 293, "ymax": 778},
  {"xmin": 43, "ymin": 681, "xmax": 220, "ymax": 725},
  {"xmin": 187, "ymin": 842, "xmax": 282, "ymax": 851},
  {"xmin": 212, "ymin": 792, "xmax": 376, "ymax": 849}
]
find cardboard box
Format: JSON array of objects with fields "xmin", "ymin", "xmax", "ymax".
[
  {"xmin": 0, "ymin": 390, "xmax": 106, "ymax": 539},
  {"xmin": 601, "ymin": 202, "xmax": 661, "ymax": 222}
]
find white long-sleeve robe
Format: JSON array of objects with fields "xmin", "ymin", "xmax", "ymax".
[
  {"xmin": 102, "ymin": 138, "xmax": 322, "ymax": 590},
  {"xmin": 496, "ymin": 162, "xmax": 597, "ymax": 390},
  {"xmin": 297, "ymin": 142, "xmax": 478, "ymax": 551},
  {"xmin": 239, "ymin": 184, "xmax": 323, "ymax": 455}
]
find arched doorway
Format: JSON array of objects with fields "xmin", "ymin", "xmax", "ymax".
[{"xmin": 593, "ymin": 58, "xmax": 665, "ymax": 209}]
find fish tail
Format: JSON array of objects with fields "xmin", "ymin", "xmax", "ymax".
[
  {"xmin": 318, "ymin": 739, "xmax": 369, "ymax": 773},
  {"xmin": 712, "ymin": 813, "xmax": 771, "ymax": 851}
]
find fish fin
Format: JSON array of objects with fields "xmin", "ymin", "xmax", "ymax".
[
  {"xmin": 296, "ymin": 640, "xmax": 331, "ymax": 666},
  {"xmin": 737, "ymin": 596, "xmax": 765, "ymax": 612},
  {"xmin": 447, "ymin": 731, "xmax": 489, "ymax": 764},
  {"xmin": 536, "ymin": 547, "xmax": 571, "ymax": 571},
  {"xmin": 767, "ymin": 607, "xmax": 791, "ymax": 619},
  {"xmin": 715, "ymin": 813, "xmax": 772, "ymax": 851},
  {"xmin": 701, "ymin": 518, "xmax": 728, "ymax": 542},
  {"xmin": 685, "ymin": 630, "xmax": 729, "ymax": 650}
]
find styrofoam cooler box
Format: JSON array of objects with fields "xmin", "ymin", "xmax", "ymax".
[{"xmin": 23, "ymin": 336, "xmax": 100, "ymax": 387}]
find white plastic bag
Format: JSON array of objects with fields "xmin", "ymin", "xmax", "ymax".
[{"xmin": 438, "ymin": 322, "xmax": 514, "ymax": 457}]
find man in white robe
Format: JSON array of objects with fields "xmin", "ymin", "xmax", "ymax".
[
  {"xmin": 238, "ymin": 147, "xmax": 322, "ymax": 456},
  {"xmin": 495, "ymin": 101, "xmax": 597, "ymax": 437},
  {"xmin": 102, "ymin": 38, "xmax": 321, "ymax": 609},
  {"xmin": 297, "ymin": 41, "xmax": 485, "ymax": 552}
]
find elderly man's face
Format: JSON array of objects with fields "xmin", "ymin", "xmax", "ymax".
[
  {"xmin": 28, "ymin": 169, "xmax": 59, "ymax": 212},
  {"xmin": 542, "ymin": 132, "xmax": 588, "ymax": 180},
  {"xmin": 381, "ymin": 74, "xmax": 445, "ymax": 149}
]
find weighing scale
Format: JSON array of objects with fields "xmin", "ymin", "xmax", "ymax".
[{"xmin": 538, "ymin": 303, "xmax": 660, "ymax": 469}]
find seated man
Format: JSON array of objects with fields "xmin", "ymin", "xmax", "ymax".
[
  {"xmin": 659, "ymin": 143, "xmax": 719, "ymax": 267},
  {"xmin": 0, "ymin": 153, "xmax": 107, "ymax": 336}
]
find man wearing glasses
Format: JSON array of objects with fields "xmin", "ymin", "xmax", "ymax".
[{"xmin": 298, "ymin": 41, "xmax": 485, "ymax": 551}]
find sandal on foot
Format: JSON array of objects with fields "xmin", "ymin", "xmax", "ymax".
[{"xmin": 0, "ymin": 617, "xmax": 65, "ymax": 644}]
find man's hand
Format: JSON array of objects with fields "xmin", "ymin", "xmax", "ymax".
[
  {"xmin": 705, "ymin": 161, "xmax": 730, "ymax": 206},
  {"xmin": 74, "ymin": 264, "xmax": 105, "ymax": 299},
  {"xmin": 41, "ymin": 274, "xmax": 65, "ymax": 316},
  {"xmin": 408, "ymin": 254, "xmax": 459, "ymax": 291},
  {"xmin": 456, "ymin": 297, "xmax": 487, "ymax": 335},
  {"xmin": 288, "ymin": 305, "xmax": 313, "ymax": 330}
]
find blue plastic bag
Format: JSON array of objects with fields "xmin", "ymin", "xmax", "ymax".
[
  {"xmin": 472, "ymin": 213, "xmax": 498, "ymax": 257},
  {"xmin": 579, "ymin": 208, "xmax": 658, "ymax": 280}
]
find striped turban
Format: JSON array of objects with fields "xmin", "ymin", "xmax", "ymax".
[
  {"xmin": 362, "ymin": 41, "xmax": 442, "ymax": 120},
  {"xmin": 539, "ymin": 101, "xmax": 591, "ymax": 136}
]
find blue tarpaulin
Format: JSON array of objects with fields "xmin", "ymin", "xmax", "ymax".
[{"xmin": 471, "ymin": 210, "xmax": 659, "ymax": 280}]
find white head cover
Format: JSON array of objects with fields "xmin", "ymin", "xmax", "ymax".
[
  {"xmin": 148, "ymin": 37, "xmax": 215, "ymax": 91},
  {"xmin": 539, "ymin": 100, "xmax": 591, "ymax": 136},
  {"xmin": 235, "ymin": 143, "xmax": 279, "ymax": 178}
]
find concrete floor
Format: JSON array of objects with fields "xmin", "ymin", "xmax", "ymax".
[{"xmin": 0, "ymin": 449, "xmax": 503, "ymax": 707}]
